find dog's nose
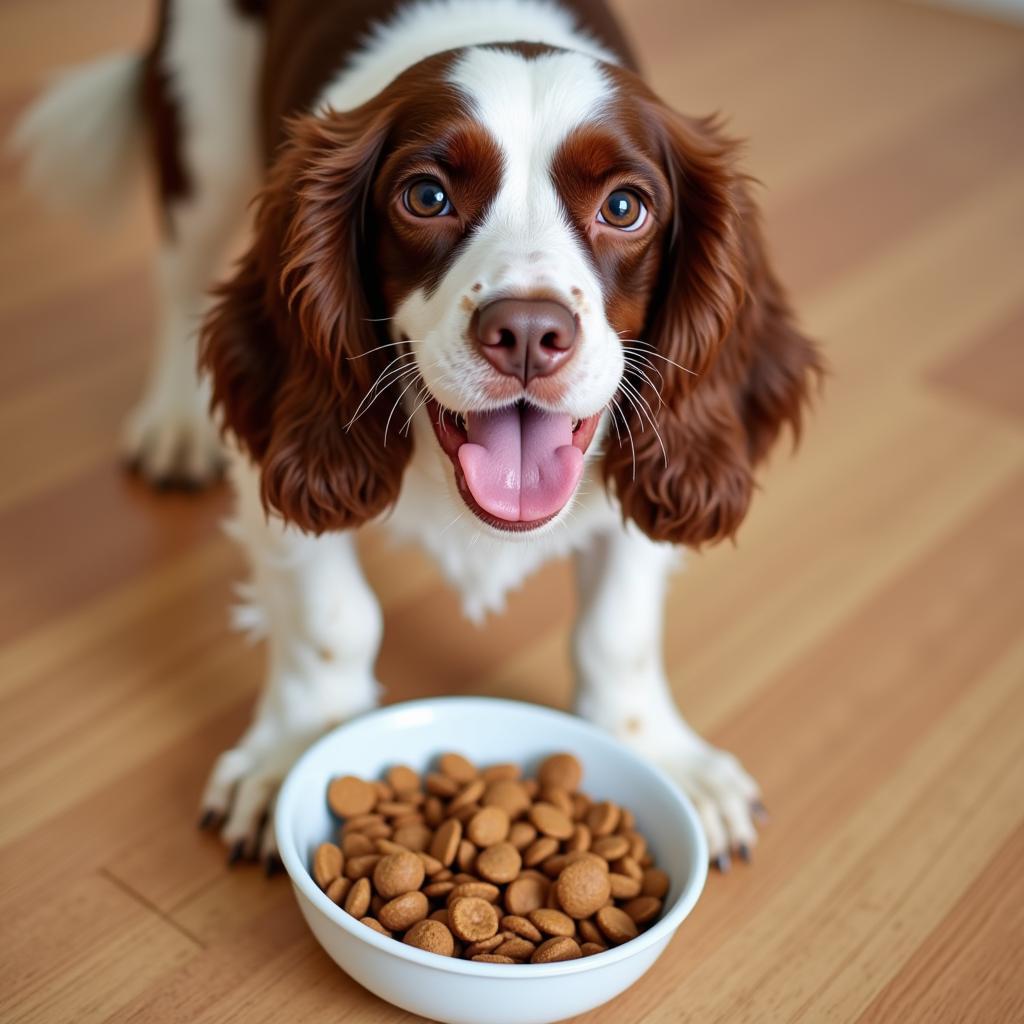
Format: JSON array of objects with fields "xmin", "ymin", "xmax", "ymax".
[{"xmin": 475, "ymin": 299, "xmax": 577, "ymax": 384}]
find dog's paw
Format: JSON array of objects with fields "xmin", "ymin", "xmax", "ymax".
[
  {"xmin": 121, "ymin": 393, "xmax": 224, "ymax": 490},
  {"xmin": 656, "ymin": 743, "xmax": 763, "ymax": 871},
  {"xmin": 198, "ymin": 734, "xmax": 313, "ymax": 872}
]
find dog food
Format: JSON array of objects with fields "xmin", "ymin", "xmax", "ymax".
[{"xmin": 310, "ymin": 752, "xmax": 670, "ymax": 963}]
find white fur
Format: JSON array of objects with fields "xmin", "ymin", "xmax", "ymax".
[
  {"xmin": 11, "ymin": 51, "xmax": 146, "ymax": 223},
  {"xmin": 22, "ymin": 0, "xmax": 761, "ymax": 863}
]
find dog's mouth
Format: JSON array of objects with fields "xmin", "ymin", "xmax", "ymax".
[{"xmin": 425, "ymin": 398, "xmax": 602, "ymax": 532}]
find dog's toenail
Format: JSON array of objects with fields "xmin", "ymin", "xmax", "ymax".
[
  {"xmin": 264, "ymin": 855, "xmax": 282, "ymax": 878},
  {"xmin": 738, "ymin": 843, "xmax": 752, "ymax": 863},
  {"xmin": 227, "ymin": 840, "xmax": 246, "ymax": 866},
  {"xmin": 198, "ymin": 809, "xmax": 217, "ymax": 831},
  {"xmin": 714, "ymin": 852, "xmax": 731, "ymax": 873}
]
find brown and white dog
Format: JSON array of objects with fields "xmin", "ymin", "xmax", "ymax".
[{"xmin": 15, "ymin": 0, "xmax": 822, "ymax": 869}]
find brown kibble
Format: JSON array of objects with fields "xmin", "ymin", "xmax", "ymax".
[
  {"xmin": 586, "ymin": 801, "xmax": 621, "ymax": 837},
  {"xmin": 618, "ymin": 807, "xmax": 636, "ymax": 833},
  {"xmin": 448, "ymin": 882, "xmax": 501, "ymax": 904},
  {"xmin": 571, "ymin": 793, "xmax": 591, "ymax": 821},
  {"xmin": 580, "ymin": 942, "xmax": 607, "ymax": 956},
  {"xmin": 439, "ymin": 752, "xmax": 478, "ymax": 783},
  {"xmin": 425, "ymin": 772, "xmax": 460, "ymax": 798},
  {"xmin": 375, "ymin": 780, "xmax": 395, "ymax": 803},
  {"xmin": 627, "ymin": 832, "xmax": 648, "ymax": 862},
  {"xmin": 476, "ymin": 842, "xmax": 522, "ymax": 884},
  {"xmin": 613, "ymin": 855, "xmax": 644, "ymax": 881},
  {"xmin": 642, "ymin": 867, "xmax": 670, "ymax": 899},
  {"xmin": 392, "ymin": 823, "xmax": 432, "ymax": 852},
  {"xmin": 528, "ymin": 908, "xmax": 575, "ymax": 937},
  {"xmin": 609, "ymin": 872, "xmax": 642, "ymax": 899},
  {"xmin": 482, "ymin": 763, "xmax": 520, "ymax": 783},
  {"xmin": 622, "ymin": 896, "xmax": 663, "ymax": 926},
  {"xmin": 556, "ymin": 857, "xmax": 613, "ymax": 919},
  {"xmin": 341, "ymin": 812, "xmax": 385, "ymax": 835},
  {"xmin": 313, "ymin": 842, "xmax": 344, "ymax": 888},
  {"xmin": 430, "ymin": 818, "xmax": 462, "ymax": 866},
  {"xmin": 473, "ymin": 954, "xmax": 516, "ymax": 963},
  {"xmin": 344, "ymin": 854, "xmax": 382, "ymax": 880},
  {"xmin": 592, "ymin": 834, "xmax": 630, "ymax": 861},
  {"xmin": 448, "ymin": 778, "xmax": 486, "ymax": 812},
  {"xmin": 483, "ymin": 779, "xmax": 532, "ymax": 819},
  {"xmin": 373, "ymin": 851, "xmax": 425, "ymax": 899},
  {"xmin": 325, "ymin": 876, "xmax": 351, "ymax": 904},
  {"xmin": 495, "ymin": 937, "xmax": 536, "ymax": 960},
  {"xmin": 343, "ymin": 876, "xmax": 371, "ymax": 918},
  {"xmin": 540, "ymin": 786, "xmax": 574, "ymax": 818},
  {"xmin": 359, "ymin": 916, "xmax": 391, "ymax": 936},
  {"xmin": 386, "ymin": 764, "xmax": 421, "ymax": 795},
  {"xmin": 577, "ymin": 918, "xmax": 603, "ymax": 945},
  {"xmin": 328, "ymin": 775, "xmax": 378, "ymax": 818},
  {"xmin": 523, "ymin": 836, "xmax": 560, "ymax": 867},
  {"xmin": 467, "ymin": 806, "xmax": 510, "ymax": 847},
  {"xmin": 370, "ymin": 893, "xmax": 384, "ymax": 917},
  {"xmin": 464, "ymin": 933, "xmax": 505, "ymax": 956},
  {"xmin": 531, "ymin": 936, "xmax": 581, "ymax": 963},
  {"xmin": 424, "ymin": 880, "xmax": 456, "ymax": 899},
  {"xmin": 501, "ymin": 915, "xmax": 543, "ymax": 942},
  {"xmin": 508, "ymin": 821, "xmax": 538, "ymax": 850},
  {"xmin": 423, "ymin": 795, "xmax": 445, "ymax": 827},
  {"xmin": 529, "ymin": 803, "xmax": 574, "ymax": 840},
  {"xmin": 375, "ymin": 838, "xmax": 408, "ymax": 856},
  {"xmin": 596, "ymin": 905, "xmax": 639, "ymax": 945},
  {"xmin": 428, "ymin": 908, "xmax": 450, "ymax": 925},
  {"xmin": 566, "ymin": 824, "xmax": 591, "ymax": 853},
  {"xmin": 449, "ymin": 896, "xmax": 500, "ymax": 942},
  {"xmin": 417, "ymin": 851, "xmax": 444, "ymax": 876},
  {"xmin": 378, "ymin": 890, "xmax": 429, "ymax": 931},
  {"xmin": 341, "ymin": 832, "xmax": 375, "ymax": 858},
  {"xmin": 377, "ymin": 801, "xmax": 417, "ymax": 818},
  {"xmin": 537, "ymin": 752, "xmax": 583, "ymax": 793},
  {"xmin": 451, "ymin": 802, "xmax": 481, "ymax": 824},
  {"xmin": 456, "ymin": 839, "xmax": 478, "ymax": 873},
  {"xmin": 404, "ymin": 918, "xmax": 455, "ymax": 957},
  {"xmin": 505, "ymin": 875, "xmax": 547, "ymax": 916}
]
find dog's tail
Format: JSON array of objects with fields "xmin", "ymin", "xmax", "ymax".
[{"xmin": 10, "ymin": 51, "xmax": 147, "ymax": 224}]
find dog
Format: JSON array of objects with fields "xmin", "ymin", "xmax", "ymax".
[{"xmin": 15, "ymin": 0, "xmax": 822, "ymax": 870}]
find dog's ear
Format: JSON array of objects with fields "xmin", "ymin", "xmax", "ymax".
[
  {"xmin": 201, "ymin": 104, "xmax": 413, "ymax": 533},
  {"xmin": 605, "ymin": 109, "xmax": 823, "ymax": 546}
]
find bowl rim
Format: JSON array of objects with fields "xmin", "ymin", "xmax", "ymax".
[{"xmin": 275, "ymin": 696, "xmax": 708, "ymax": 978}]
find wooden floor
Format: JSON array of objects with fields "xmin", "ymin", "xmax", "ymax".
[{"xmin": 2, "ymin": 1, "xmax": 1023, "ymax": 1021}]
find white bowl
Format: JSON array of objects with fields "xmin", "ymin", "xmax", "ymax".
[{"xmin": 275, "ymin": 697, "xmax": 707, "ymax": 1024}]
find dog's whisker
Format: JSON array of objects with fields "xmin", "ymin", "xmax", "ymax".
[
  {"xmin": 346, "ymin": 338, "xmax": 422, "ymax": 360},
  {"xmin": 610, "ymin": 397, "xmax": 636, "ymax": 479},
  {"xmin": 619, "ymin": 378, "xmax": 669, "ymax": 468},
  {"xmin": 383, "ymin": 371, "xmax": 424, "ymax": 447},
  {"xmin": 622, "ymin": 360, "xmax": 665, "ymax": 405},
  {"xmin": 622, "ymin": 339, "xmax": 699, "ymax": 376},
  {"xmin": 345, "ymin": 358, "xmax": 419, "ymax": 430},
  {"xmin": 401, "ymin": 384, "xmax": 432, "ymax": 436}
]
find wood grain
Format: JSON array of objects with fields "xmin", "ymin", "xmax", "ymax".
[{"xmin": 1, "ymin": 2, "xmax": 1022, "ymax": 1022}]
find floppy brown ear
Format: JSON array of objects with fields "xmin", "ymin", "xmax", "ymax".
[
  {"xmin": 201, "ymin": 105, "xmax": 413, "ymax": 533},
  {"xmin": 606, "ymin": 111, "xmax": 823, "ymax": 546}
]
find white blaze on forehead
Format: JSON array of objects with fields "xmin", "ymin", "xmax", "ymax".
[{"xmin": 449, "ymin": 47, "xmax": 614, "ymax": 242}]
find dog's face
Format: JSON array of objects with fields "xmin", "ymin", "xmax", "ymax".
[{"xmin": 203, "ymin": 45, "xmax": 820, "ymax": 543}]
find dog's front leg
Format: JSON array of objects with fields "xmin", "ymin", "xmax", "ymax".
[
  {"xmin": 200, "ymin": 458, "xmax": 381, "ymax": 865},
  {"xmin": 572, "ymin": 525, "xmax": 762, "ymax": 868}
]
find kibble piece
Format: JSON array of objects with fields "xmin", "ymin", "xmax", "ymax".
[
  {"xmin": 495, "ymin": 937, "xmax": 536, "ymax": 960},
  {"xmin": 456, "ymin": 839, "xmax": 478, "ymax": 873},
  {"xmin": 642, "ymin": 867, "xmax": 670, "ymax": 899},
  {"xmin": 508, "ymin": 821, "xmax": 537, "ymax": 850},
  {"xmin": 586, "ymin": 801, "xmax": 621, "ymax": 837},
  {"xmin": 556, "ymin": 857, "xmax": 613, "ymax": 919},
  {"xmin": 344, "ymin": 853, "xmax": 382, "ymax": 880},
  {"xmin": 404, "ymin": 918, "xmax": 455, "ymax": 957},
  {"xmin": 386, "ymin": 764, "xmax": 421, "ymax": 795},
  {"xmin": 428, "ymin": 908, "xmax": 450, "ymax": 926},
  {"xmin": 343, "ymin": 876, "xmax": 371, "ymax": 918},
  {"xmin": 531, "ymin": 936, "xmax": 582, "ymax": 963},
  {"xmin": 501, "ymin": 915, "xmax": 544, "ymax": 942},
  {"xmin": 528, "ymin": 908, "xmax": 576, "ymax": 937},
  {"xmin": 313, "ymin": 842, "xmax": 344, "ymax": 889},
  {"xmin": 425, "ymin": 772, "xmax": 460, "ymax": 798},
  {"xmin": 482, "ymin": 763, "xmax": 520, "ymax": 783},
  {"xmin": 505, "ymin": 875, "xmax": 547, "ymax": 916},
  {"xmin": 483, "ymin": 779, "xmax": 532, "ymax": 819},
  {"xmin": 423, "ymin": 795, "xmax": 445, "ymax": 828},
  {"xmin": 328, "ymin": 775, "xmax": 378, "ymax": 818},
  {"xmin": 473, "ymin": 954, "xmax": 516, "ymax": 963},
  {"xmin": 580, "ymin": 942, "xmax": 607, "ymax": 957},
  {"xmin": 430, "ymin": 817, "xmax": 462, "ymax": 867},
  {"xmin": 449, "ymin": 896, "xmax": 500, "ymax": 942},
  {"xmin": 571, "ymin": 793, "xmax": 591, "ymax": 821},
  {"xmin": 609, "ymin": 872, "xmax": 642, "ymax": 899},
  {"xmin": 464, "ymin": 933, "xmax": 505, "ymax": 957},
  {"xmin": 377, "ymin": 801, "xmax": 417, "ymax": 818},
  {"xmin": 622, "ymin": 896, "xmax": 663, "ymax": 926},
  {"xmin": 540, "ymin": 786, "xmax": 574, "ymax": 818},
  {"xmin": 537, "ymin": 752, "xmax": 583, "ymax": 793},
  {"xmin": 448, "ymin": 778, "xmax": 486, "ymax": 812},
  {"xmin": 378, "ymin": 890, "xmax": 429, "ymax": 931},
  {"xmin": 341, "ymin": 812, "xmax": 385, "ymax": 835},
  {"xmin": 592, "ymin": 834, "xmax": 630, "ymax": 861},
  {"xmin": 417, "ymin": 851, "xmax": 444, "ymax": 876},
  {"xmin": 424, "ymin": 880, "xmax": 456, "ymax": 899},
  {"xmin": 341, "ymin": 832, "xmax": 376, "ymax": 858},
  {"xmin": 529, "ymin": 802, "xmax": 574, "ymax": 840},
  {"xmin": 613, "ymin": 855, "xmax": 644, "ymax": 881},
  {"xmin": 618, "ymin": 807, "xmax": 636, "ymax": 833},
  {"xmin": 577, "ymin": 918, "xmax": 603, "ymax": 945},
  {"xmin": 566, "ymin": 824, "xmax": 592, "ymax": 853},
  {"xmin": 375, "ymin": 780, "xmax": 395, "ymax": 802},
  {"xmin": 476, "ymin": 842, "xmax": 522, "ymax": 884},
  {"xmin": 523, "ymin": 836, "xmax": 560, "ymax": 867},
  {"xmin": 439, "ymin": 752, "xmax": 478, "ymax": 783},
  {"xmin": 627, "ymin": 832, "xmax": 648, "ymax": 862},
  {"xmin": 467, "ymin": 806, "xmax": 510, "ymax": 847},
  {"xmin": 392, "ymin": 823, "xmax": 432, "ymax": 852},
  {"xmin": 448, "ymin": 882, "xmax": 501, "ymax": 904},
  {"xmin": 596, "ymin": 905, "xmax": 639, "ymax": 945},
  {"xmin": 359, "ymin": 916, "xmax": 392, "ymax": 936},
  {"xmin": 325, "ymin": 876, "xmax": 351, "ymax": 904},
  {"xmin": 373, "ymin": 851, "xmax": 425, "ymax": 899}
]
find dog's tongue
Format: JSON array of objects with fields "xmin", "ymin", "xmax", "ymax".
[{"xmin": 458, "ymin": 405, "xmax": 583, "ymax": 522}]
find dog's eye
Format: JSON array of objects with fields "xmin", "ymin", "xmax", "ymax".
[
  {"xmin": 404, "ymin": 178, "xmax": 452, "ymax": 217},
  {"xmin": 597, "ymin": 189, "xmax": 647, "ymax": 232}
]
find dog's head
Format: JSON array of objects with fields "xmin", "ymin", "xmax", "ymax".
[{"xmin": 203, "ymin": 44, "xmax": 821, "ymax": 541}]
